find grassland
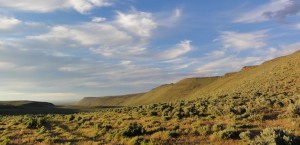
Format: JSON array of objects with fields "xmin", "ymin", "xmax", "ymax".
[
  {"xmin": 0, "ymin": 51, "xmax": 299, "ymax": 144},
  {"xmin": 1, "ymin": 93, "xmax": 300, "ymax": 144}
]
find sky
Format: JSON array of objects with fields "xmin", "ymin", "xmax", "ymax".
[{"xmin": 0, "ymin": 0, "xmax": 300, "ymax": 103}]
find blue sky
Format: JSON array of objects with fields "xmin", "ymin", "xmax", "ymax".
[{"xmin": 0, "ymin": 0, "xmax": 299, "ymax": 102}]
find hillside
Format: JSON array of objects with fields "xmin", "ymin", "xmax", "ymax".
[
  {"xmin": 77, "ymin": 77, "xmax": 219, "ymax": 106},
  {"xmin": 77, "ymin": 93, "xmax": 145, "ymax": 106},
  {"xmin": 2, "ymin": 51, "xmax": 300, "ymax": 145},
  {"xmin": 129, "ymin": 77, "xmax": 220, "ymax": 105},
  {"xmin": 77, "ymin": 50, "xmax": 300, "ymax": 107},
  {"xmin": 0, "ymin": 101, "xmax": 55, "ymax": 109},
  {"xmin": 191, "ymin": 50, "xmax": 300, "ymax": 100}
]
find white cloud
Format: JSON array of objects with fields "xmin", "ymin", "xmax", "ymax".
[
  {"xmin": 206, "ymin": 50, "xmax": 225, "ymax": 58},
  {"xmin": 27, "ymin": 9, "xmax": 183, "ymax": 59},
  {"xmin": 92, "ymin": 16, "xmax": 106, "ymax": 22},
  {"xmin": 116, "ymin": 11, "xmax": 157, "ymax": 37},
  {"xmin": 196, "ymin": 56, "xmax": 262, "ymax": 75},
  {"xmin": 277, "ymin": 42, "xmax": 300, "ymax": 56},
  {"xmin": 235, "ymin": 0, "xmax": 300, "ymax": 23},
  {"xmin": 159, "ymin": 40, "xmax": 193, "ymax": 59},
  {"xmin": 120, "ymin": 60, "xmax": 132, "ymax": 65},
  {"xmin": 156, "ymin": 8, "xmax": 182, "ymax": 28},
  {"xmin": 0, "ymin": 0, "xmax": 112, "ymax": 14},
  {"xmin": 0, "ymin": 15, "xmax": 21, "ymax": 30},
  {"xmin": 220, "ymin": 30, "xmax": 267, "ymax": 51},
  {"xmin": 28, "ymin": 23, "xmax": 132, "ymax": 46}
]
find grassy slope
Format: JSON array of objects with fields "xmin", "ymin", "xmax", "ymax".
[
  {"xmin": 130, "ymin": 77, "xmax": 220, "ymax": 105},
  {"xmin": 77, "ymin": 93, "xmax": 145, "ymax": 106},
  {"xmin": 77, "ymin": 50, "xmax": 300, "ymax": 107},
  {"xmin": 191, "ymin": 50, "xmax": 300, "ymax": 99},
  {"xmin": 77, "ymin": 77, "xmax": 219, "ymax": 106}
]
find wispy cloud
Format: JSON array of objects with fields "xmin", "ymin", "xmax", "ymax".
[
  {"xmin": 0, "ymin": 0, "xmax": 112, "ymax": 14},
  {"xmin": 116, "ymin": 11, "xmax": 157, "ymax": 37},
  {"xmin": 158, "ymin": 40, "xmax": 193, "ymax": 59},
  {"xmin": 234, "ymin": 0, "xmax": 300, "ymax": 23},
  {"xmin": 91, "ymin": 16, "xmax": 106, "ymax": 22},
  {"xmin": 219, "ymin": 30, "xmax": 268, "ymax": 51},
  {"xmin": 195, "ymin": 56, "xmax": 262, "ymax": 75},
  {"xmin": 0, "ymin": 15, "xmax": 21, "ymax": 30}
]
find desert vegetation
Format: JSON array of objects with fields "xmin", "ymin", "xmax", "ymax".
[
  {"xmin": 1, "ymin": 92, "xmax": 300, "ymax": 144},
  {"xmin": 0, "ymin": 51, "xmax": 299, "ymax": 144}
]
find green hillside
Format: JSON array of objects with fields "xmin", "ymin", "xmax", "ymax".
[
  {"xmin": 77, "ymin": 50, "xmax": 300, "ymax": 107},
  {"xmin": 130, "ymin": 77, "xmax": 220, "ymax": 105},
  {"xmin": 191, "ymin": 50, "xmax": 300, "ymax": 100},
  {"xmin": 77, "ymin": 77, "xmax": 219, "ymax": 106},
  {"xmin": 77, "ymin": 93, "xmax": 145, "ymax": 106},
  {"xmin": 2, "ymin": 51, "xmax": 300, "ymax": 145}
]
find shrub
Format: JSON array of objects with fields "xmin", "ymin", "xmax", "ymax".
[
  {"xmin": 1, "ymin": 138, "xmax": 10, "ymax": 145},
  {"xmin": 128, "ymin": 136, "xmax": 145, "ymax": 145},
  {"xmin": 239, "ymin": 130, "xmax": 253, "ymax": 142},
  {"xmin": 150, "ymin": 131, "xmax": 170, "ymax": 141},
  {"xmin": 122, "ymin": 122, "xmax": 146, "ymax": 137},
  {"xmin": 247, "ymin": 114, "xmax": 265, "ymax": 121},
  {"xmin": 252, "ymin": 128, "xmax": 297, "ymax": 145},
  {"xmin": 198, "ymin": 125, "xmax": 211, "ymax": 136},
  {"xmin": 23, "ymin": 116, "xmax": 47, "ymax": 129},
  {"xmin": 149, "ymin": 111, "xmax": 158, "ymax": 116},
  {"xmin": 67, "ymin": 115, "xmax": 75, "ymax": 121},
  {"xmin": 167, "ymin": 130, "xmax": 179, "ymax": 138},
  {"xmin": 162, "ymin": 116, "xmax": 171, "ymax": 121},
  {"xmin": 216, "ymin": 129, "xmax": 240, "ymax": 140},
  {"xmin": 211, "ymin": 124, "xmax": 225, "ymax": 132},
  {"xmin": 287, "ymin": 104, "xmax": 300, "ymax": 117}
]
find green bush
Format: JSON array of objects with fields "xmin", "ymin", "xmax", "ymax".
[
  {"xmin": 216, "ymin": 129, "xmax": 240, "ymax": 140},
  {"xmin": 211, "ymin": 124, "xmax": 225, "ymax": 132},
  {"xmin": 129, "ymin": 136, "xmax": 145, "ymax": 145},
  {"xmin": 198, "ymin": 125, "xmax": 211, "ymax": 136},
  {"xmin": 287, "ymin": 104, "xmax": 300, "ymax": 117},
  {"xmin": 23, "ymin": 116, "xmax": 47, "ymax": 129},
  {"xmin": 239, "ymin": 130, "xmax": 253, "ymax": 142},
  {"xmin": 122, "ymin": 122, "xmax": 146, "ymax": 137},
  {"xmin": 1, "ymin": 138, "xmax": 11, "ymax": 145},
  {"xmin": 252, "ymin": 128, "xmax": 297, "ymax": 145}
]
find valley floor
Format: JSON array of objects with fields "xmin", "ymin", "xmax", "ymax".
[{"xmin": 1, "ymin": 94, "xmax": 300, "ymax": 145}]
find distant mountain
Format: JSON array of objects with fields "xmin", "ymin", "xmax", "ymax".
[
  {"xmin": 0, "ymin": 101, "xmax": 55, "ymax": 109},
  {"xmin": 77, "ymin": 50, "xmax": 300, "ymax": 107}
]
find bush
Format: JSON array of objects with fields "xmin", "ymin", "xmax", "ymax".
[
  {"xmin": 1, "ymin": 138, "xmax": 10, "ymax": 145},
  {"xmin": 252, "ymin": 128, "xmax": 297, "ymax": 145},
  {"xmin": 167, "ymin": 130, "xmax": 179, "ymax": 138},
  {"xmin": 198, "ymin": 125, "xmax": 211, "ymax": 136},
  {"xmin": 122, "ymin": 122, "xmax": 146, "ymax": 137},
  {"xmin": 67, "ymin": 115, "xmax": 75, "ymax": 121},
  {"xmin": 128, "ymin": 136, "xmax": 145, "ymax": 145},
  {"xmin": 211, "ymin": 124, "xmax": 225, "ymax": 132},
  {"xmin": 287, "ymin": 104, "xmax": 300, "ymax": 117},
  {"xmin": 239, "ymin": 130, "xmax": 253, "ymax": 142},
  {"xmin": 216, "ymin": 129, "xmax": 240, "ymax": 140},
  {"xmin": 23, "ymin": 116, "xmax": 47, "ymax": 129}
]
